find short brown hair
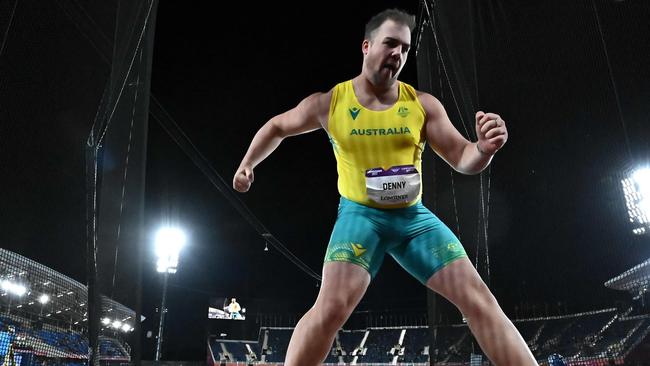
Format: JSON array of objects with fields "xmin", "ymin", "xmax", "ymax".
[{"xmin": 364, "ymin": 8, "xmax": 416, "ymax": 40}]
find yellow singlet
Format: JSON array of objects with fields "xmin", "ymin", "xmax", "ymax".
[{"xmin": 327, "ymin": 80, "xmax": 427, "ymax": 209}]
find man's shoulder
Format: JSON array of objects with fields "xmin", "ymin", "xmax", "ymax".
[
  {"xmin": 303, "ymin": 89, "xmax": 334, "ymax": 109},
  {"xmin": 412, "ymin": 88, "xmax": 433, "ymax": 99},
  {"xmin": 413, "ymin": 90, "xmax": 442, "ymax": 106},
  {"xmin": 398, "ymin": 82, "xmax": 436, "ymax": 102},
  {"xmin": 408, "ymin": 89, "xmax": 445, "ymax": 119}
]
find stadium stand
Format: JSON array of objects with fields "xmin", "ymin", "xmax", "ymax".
[
  {"xmin": 1, "ymin": 248, "xmax": 136, "ymax": 365},
  {"xmin": 401, "ymin": 327, "xmax": 429, "ymax": 363},
  {"xmin": 208, "ymin": 308, "xmax": 649, "ymax": 365}
]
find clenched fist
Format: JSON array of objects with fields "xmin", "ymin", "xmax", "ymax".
[
  {"xmin": 233, "ymin": 165, "xmax": 254, "ymax": 193},
  {"xmin": 475, "ymin": 111, "xmax": 508, "ymax": 156}
]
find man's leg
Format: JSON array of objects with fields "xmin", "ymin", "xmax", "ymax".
[
  {"xmin": 284, "ymin": 261, "xmax": 370, "ymax": 366},
  {"xmin": 426, "ymin": 258, "xmax": 538, "ymax": 366}
]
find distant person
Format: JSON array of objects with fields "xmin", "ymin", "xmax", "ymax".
[
  {"xmin": 227, "ymin": 298, "xmax": 242, "ymax": 319},
  {"xmin": 234, "ymin": 8, "xmax": 537, "ymax": 366}
]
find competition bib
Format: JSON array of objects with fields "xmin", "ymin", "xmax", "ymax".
[{"xmin": 365, "ymin": 165, "xmax": 421, "ymax": 205}]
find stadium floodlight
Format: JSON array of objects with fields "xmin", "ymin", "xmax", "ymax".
[
  {"xmin": 1, "ymin": 280, "xmax": 27, "ymax": 296},
  {"xmin": 38, "ymin": 294, "xmax": 50, "ymax": 304},
  {"xmin": 622, "ymin": 167, "xmax": 650, "ymax": 235},
  {"xmin": 112, "ymin": 320, "xmax": 122, "ymax": 329},
  {"xmin": 121, "ymin": 324, "xmax": 132, "ymax": 332},
  {"xmin": 155, "ymin": 227, "xmax": 186, "ymax": 273},
  {"xmin": 101, "ymin": 317, "xmax": 111, "ymax": 326}
]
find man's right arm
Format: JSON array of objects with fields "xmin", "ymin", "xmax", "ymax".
[{"xmin": 233, "ymin": 91, "xmax": 331, "ymax": 192}]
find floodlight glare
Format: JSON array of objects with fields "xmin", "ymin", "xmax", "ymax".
[
  {"xmin": 1, "ymin": 280, "xmax": 27, "ymax": 296},
  {"xmin": 633, "ymin": 168, "xmax": 650, "ymax": 189},
  {"xmin": 622, "ymin": 167, "xmax": 650, "ymax": 235},
  {"xmin": 121, "ymin": 324, "xmax": 132, "ymax": 332},
  {"xmin": 154, "ymin": 226, "xmax": 187, "ymax": 361},
  {"xmin": 101, "ymin": 317, "xmax": 111, "ymax": 325},
  {"xmin": 633, "ymin": 168, "xmax": 650, "ymax": 217},
  {"xmin": 155, "ymin": 227, "xmax": 186, "ymax": 273},
  {"xmin": 38, "ymin": 294, "xmax": 50, "ymax": 304},
  {"xmin": 112, "ymin": 320, "xmax": 122, "ymax": 329}
]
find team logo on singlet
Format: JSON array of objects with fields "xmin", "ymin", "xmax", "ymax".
[
  {"xmin": 397, "ymin": 106, "xmax": 410, "ymax": 118},
  {"xmin": 349, "ymin": 107, "xmax": 361, "ymax": 120}
]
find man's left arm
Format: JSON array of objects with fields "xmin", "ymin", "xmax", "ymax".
[{"xmin": 419, "ymin": 92, "xmax": 508, "ymax": 175}]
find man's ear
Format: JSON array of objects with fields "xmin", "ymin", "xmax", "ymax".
[{"xmin": 362, "ymin": 40, "xmax": 370, "ymax": 55}]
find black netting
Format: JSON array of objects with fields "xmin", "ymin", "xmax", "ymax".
[
  {"xmin": 418, "ymin": 0, "xmax": 650, "ymax": 365},
  {"xmin": 87, "ymin": 1, "xmax": 158, "ymax": 365},
  {"xmin": 0, "ymin": 0, "xmax": 157, "ymax": 365}
]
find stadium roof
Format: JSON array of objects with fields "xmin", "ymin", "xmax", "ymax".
[
  {"xmin": 604, "ymin": 257, "xmax": 650, "ymax": 295},
  {"xmin": 0, "ymin": 248, "xmax": 136, "ymax": 330}
]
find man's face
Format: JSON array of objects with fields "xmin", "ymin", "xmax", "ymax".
[{"xmin": 363, "ymin": 20, "xmax": 411, "ymax": 87}]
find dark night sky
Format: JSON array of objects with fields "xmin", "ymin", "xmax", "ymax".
[{"xmin": 1, "ymin": 0, "xmax": 650, "ymax": 360}]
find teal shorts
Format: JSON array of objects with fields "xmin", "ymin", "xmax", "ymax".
[{"xmin": 324, "ymin": 197, "xmax": 467, "ymax": 284}]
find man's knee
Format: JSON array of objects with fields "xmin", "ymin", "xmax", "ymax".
[
  {"xmin": 317, "ymin": 297, "xmax": 354, "ymax": 329},
  {"xmin": 460, "ymin": 282, "xmax": 500, "ymax": 321},
  {"xmin": 427, "ymin": 259, "xmax": 501, "ymax": 321}
]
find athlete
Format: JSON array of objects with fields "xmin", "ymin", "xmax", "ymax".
[
  {"xmin": 233, "ymin": 8, "xmax": 537, "ymax": 366},
  {"xmin": 227, "ymin": 298, "xmax": 242, "ymax": 320}
]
